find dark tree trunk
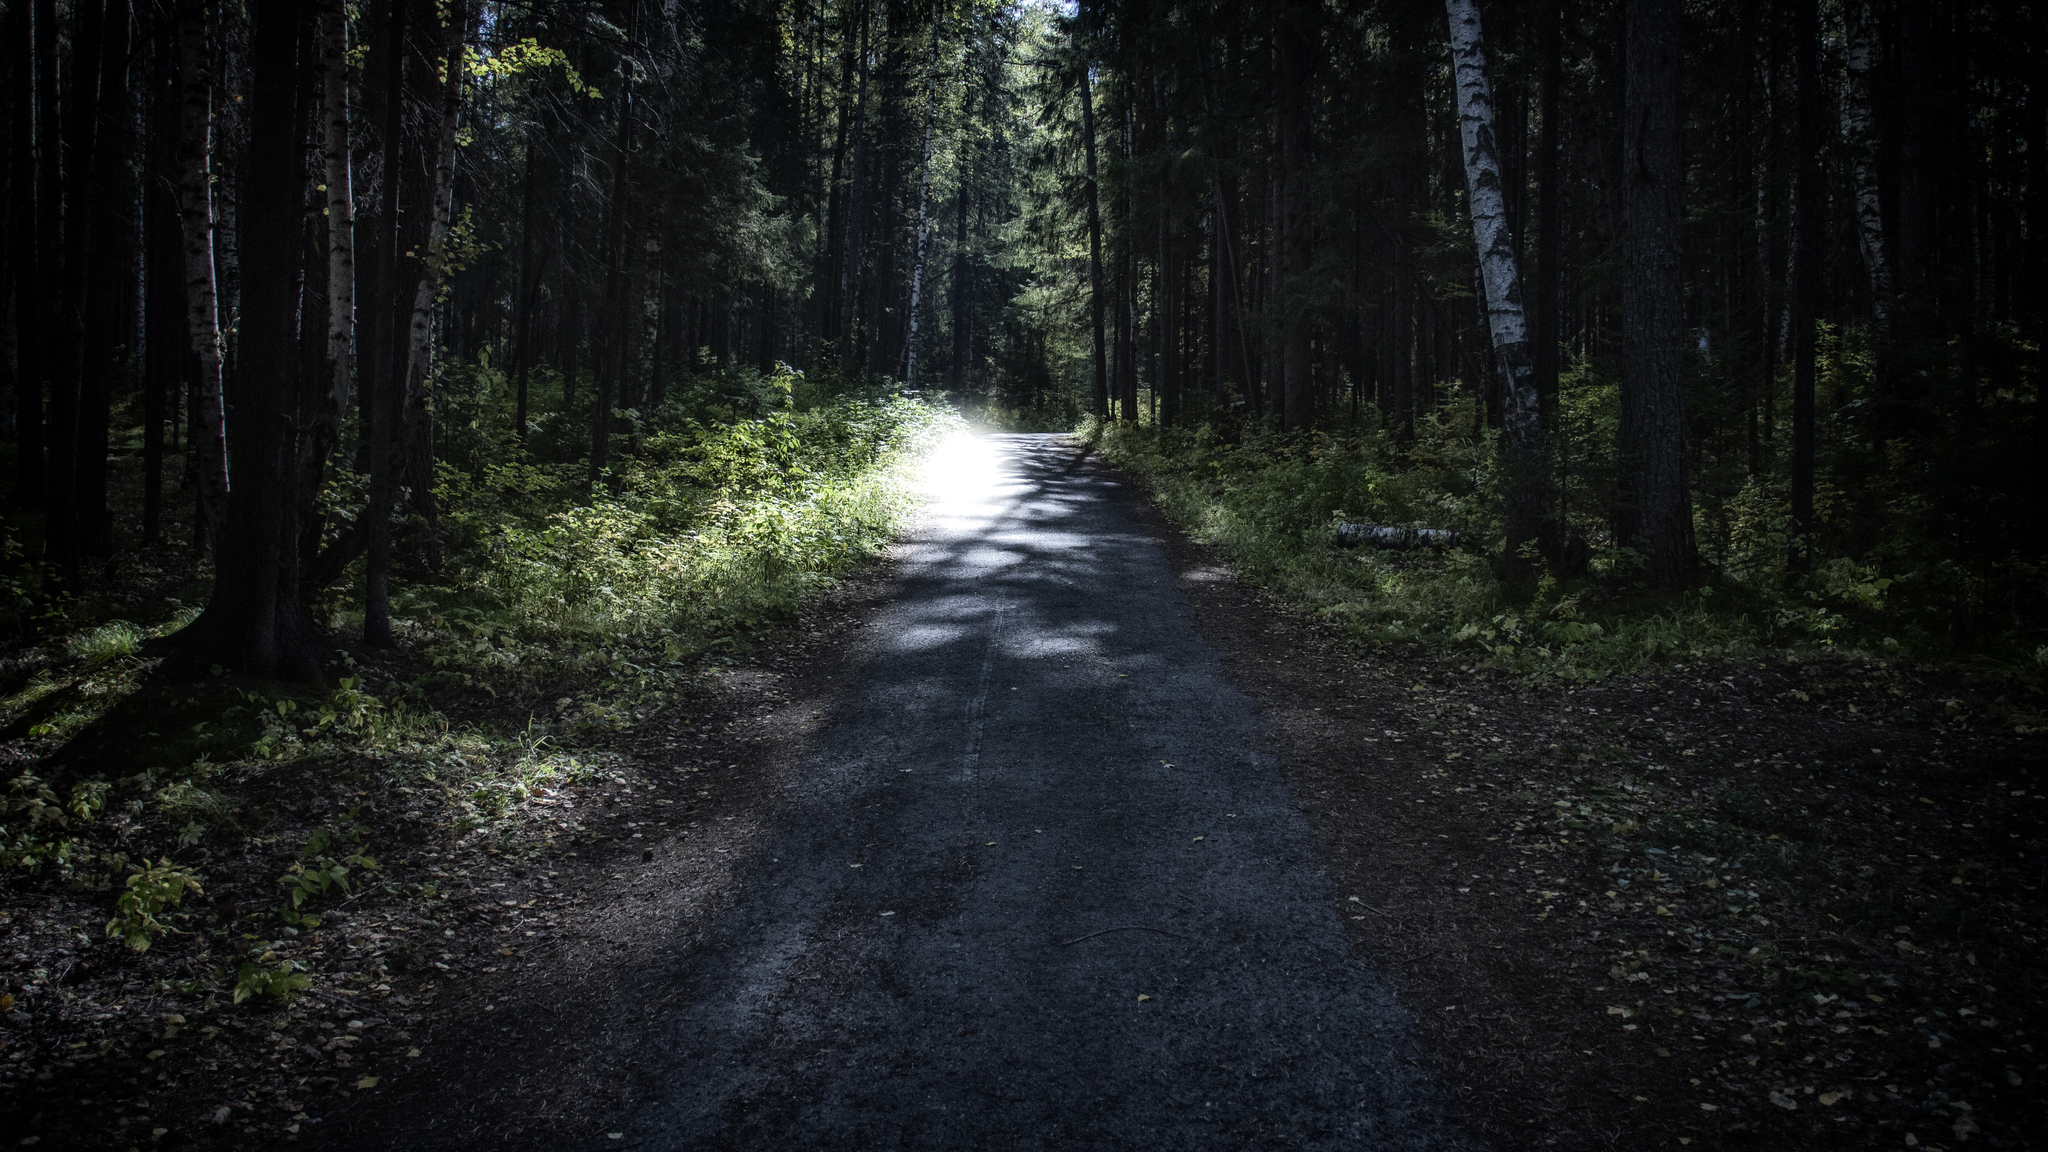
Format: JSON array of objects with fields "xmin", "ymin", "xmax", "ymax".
[
  {"xmin": 1618, "ymin": 0, "xmax": 1694, "ymax": 588},
  {"xmin": 591, "ymin": 45, "xmax": 635, "ymax": 487},
  {"xmin": 1081, "ymin": 64, "xmax": 1108, "ymax": 422},
  {"xmin": 512, "ymin": 135, "xmax": 538, "ymax": 439},
  {"xmin": 1788, "ymin": 0, "xmax": 1821, "ymax": 571},
  {"xmin": 175, "ymin": 0, "xmax": 321, "ymax": 680},
  {"xmin": 1274, "ymin": 1, "xmax": 1314, "ymax": 431},
  {"xmin": 144, "ymin": 18, "xmax": 185, "ymax": 548},
  {"xmin": 46, "ymin": 0, "xmax": 108, "ymax": 588},
  {"xmin": 8, "ymin": 0, "xmax": 46, "ymax": 511},
  {"xmin": 77, "ymin": 0, "xmax": 134, "ymax": 561},
  {"xmin": 363, "ymin": 0, "xmax": 407, "ymax": 647},
  {"xmin": 1533, "ymin": 0, "xmax": 1563, "ymax": 425}
]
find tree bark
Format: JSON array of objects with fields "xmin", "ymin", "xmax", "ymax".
[
  {"xmin": 1788, "ymin": 0, "xmax": 1822, "ymax": 572},
  {"xmin": 363, "ymin": 0, "xmax": 407, "ymax": 647},
  {"xmin": 902, "ymin": 16, "xmax": 940, "ymax": 389},
  {"xmin": 1533, "ymin": 0, "xmax": 1562, "ymax": 425},
  {"xmin": 8, "ymin": 0, "xmax": 46, "ymax": 511},
  {"xmin": 175, "ymin": 0, "xmax": 229, "ymax": 551},
  {"xmin": 1446, "ymin": 0, "xmax": 1553, "ymax": 580},
  {"xmin": 591, "ymin": 46, "xmax": 634, "ymax": 487},
  {"xmin": 175, "ymin": 0, "xmax": 321, "ymax": 680},
  {"xmin": 296, "ymin": 0, "xmax": 355, "ymax": 580},
  {"xmin": 1839, "ymin": 0, "xmax": 1889, "ymax": 323},
  {"xmin": 1619, "ymin": 0, "xmax": 1694, "ymax": 588},
  {"xmin": 396, "ymin": 0, "xmax": 470, "ymax": 554},
  {"xmin": 1274, "ymin": 2, "xmax": 1313, "ymax": 431},
  {"xmin": 76, "ymin": 0, "xmax": 134, "ymax": 560},
  {"xmin": 1081, "ymin": 64, "xmax": 1108, "ymax": 420}
]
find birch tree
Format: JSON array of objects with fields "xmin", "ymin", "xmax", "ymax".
[
  {"xmin": 299, "ymin": 0, "xmax": 354, "ymax": 529},
  {"xmin": 1445, "ymin": 0, "xmax": 1552, "ymax": 577},
  {"xmin": 174, "ymin": 0, "xmax": 229, "ymax": 549},
  {"xmin": 1840, "ymin": 0, "xmax": 1889, "ymax": 322}
]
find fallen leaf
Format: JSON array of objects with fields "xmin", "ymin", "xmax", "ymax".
[
  {"xmin": 1192, "ymin": 836, "xmax": 1205, "ymax": 842},
  {"xmin": 1136, "ymin": 994, "xmax": 1152, "ymax": 1002},
  {"xmin": 356, "ymin": 1076, "xmax": 379, "ymax": 1089},
  {"xmin": 1768, "ymin": 1091, "xmax": 1797, "ymax": 1111},
  {"xmin": 1818, "ymin": 1092, "xmax": 1838, "ymax": 1106},
  {"xmin": 879, "ymin": 911, "xmax": 895, "ymax": 917}
]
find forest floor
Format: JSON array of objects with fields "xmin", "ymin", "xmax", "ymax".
[{"xmin": 0, "ymin": 436, "xmax": 2043, "ymax": 1150}]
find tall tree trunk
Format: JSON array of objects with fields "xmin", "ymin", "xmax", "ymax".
[
  {"xmin": 1619, "ymin": 0, "xmax": 1694, "ymax": 588},
  {"xmin": 144, "ymin": 23, "xmax": 184, "ymax": 548},
  {"xmin": 591, "ymin": 47, "xmax": 635, "ymax": 487},
  {"xmin": 950, "ymin": 88, "xmax": 973, "ymax": 394},
  {"xmin": 176, "ymin": 0, "xmax": 229, "ymax": 551},
  {"xmin": 902, "ymin": 16, "xmax": 940, "ymax": 389},
  {"xmin": 46, "ymin": 0, "xmax": 108, "ymax": 588},
  {"xmin": 835, "ymin": 2, "xmax": 872, "ymax": 368},
  {"xmin": 511, "ymin": 136, "xmax": 538, "ymax": 438},
  {"xmin": 2030, "ymin": 39, "xmax": 2048, "ymax": 522},
  {"xmin": 77, "ymin": 0, "xmax": 134, "ymax": 560},
  {"xmin": 1840, "ymin": 0, "xmax": 1889, "ymax": 323},
  {"xmin": 1081, "ymin": 62, "xmax": 1109, "ymax": 420},
  {"xmin": 297, "ymin": 0, "xmax": 355, "ymax": 578},
  {"xmin": 1787, "ymin": 0, "xmax": 1822, "ymax": 572},
  {"xmin": 363, "ymin": 0, "xmax": 407, "ymax": 647},
  {"xmin": 1274, "ymin": 2, "xmax": 1313, "ymax": 431},
  {"xmin": 8, "ymin": 0, "xmax": 46, "ymax": 511},
  {"xmin": 1446, "ymin": 0, "xmax": 1553, "ymax": 579},
  {"xmin": 177, "ymin": 0, "xmax": 320, "ymax": 679},
  {"xmin": 1533, "ymin": 0, "xmax": 1563, "ymax": 425},
  {"xmin": 397, "ymin": 0, "xmax": 470, "ymax": 556}
]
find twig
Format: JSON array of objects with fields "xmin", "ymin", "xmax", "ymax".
[{"xmin": 1059, "ymin": 925, "xmax": 1192, "ymax": 946}]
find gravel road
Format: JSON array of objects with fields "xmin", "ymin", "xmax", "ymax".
[{"xmin": 603, "ymin": 433, "xmax": 1466, "ymax": 1149}]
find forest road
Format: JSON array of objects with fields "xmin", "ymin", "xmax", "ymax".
[{"xmin": 595, "ymin": 433, "xmax": 1468, "ymax": 1150}]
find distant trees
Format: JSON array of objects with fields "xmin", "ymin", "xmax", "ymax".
[
  {"xmin": 3, "ymin": 0, "xmax": 2046, "ymax": 662},
  {"xmin": 1054, "ymin": 0, "xmax": 2044, "ymax": 598}
]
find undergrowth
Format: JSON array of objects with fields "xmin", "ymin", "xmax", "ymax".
[
  {"xmin": 0, "ymin": 366, "xmax": 961, "ymax": 999},
  {"xmin": 1083, "ymin": 411, "xmax": 2048, "ymax": 698}
]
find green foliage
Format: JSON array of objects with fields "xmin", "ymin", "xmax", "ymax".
[
  {"xmin": 105, "ymin": 860, "xmax": 203, "ymax": 952},
  {"xmin": 232, "ymin": 945, "xmax": 311, "ymax": 1004},
  {"xmin": 1083, "ymin": 408, "xmax": 1964, "ymax": 681},
  {"xmin": 0, "ymin": 772, "xmax": 107, "ymax": 872},
  {"xmin": 276, "ymin": 811, "xmax": 378, "ymax": 929},
  {"xmin": 424, "ymin": 384, "xmax": 960, "ymax": 671},
  {"xmin": 64, "ymin": 620, "xmax": 145, "ymax": 665}
]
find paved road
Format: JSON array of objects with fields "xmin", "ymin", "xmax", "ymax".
[{"xmin": 609, "ymin": 434, "xmax": 1465, "ymax": 1149}]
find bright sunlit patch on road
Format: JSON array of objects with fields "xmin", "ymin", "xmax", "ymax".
[{"xmin": 921, "ymin": 431, "xmax": 1003, "ymax": 504}]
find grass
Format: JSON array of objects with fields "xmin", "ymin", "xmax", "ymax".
[{"xmin": 1082, "ymin": 412, "xmax": 2048, "ymax": 693}]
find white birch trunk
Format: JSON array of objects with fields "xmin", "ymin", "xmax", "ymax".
[
  {"xmin": 403, "ymin": 6, "xmax": 469, "ymax": 411},
  {"xmin": 1445, "ymin": 0, "xmax": 1550, "ymax": 564},
  {"xmin": 174, "ymin": 1, "xmax": 229, "ymax": 542},
  {"xmin": 1841, "ymin": 0, "xmax": 1890, "ymax": 322}
]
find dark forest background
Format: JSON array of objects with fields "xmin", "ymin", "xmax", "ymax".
[{"xmin": 1, "ymin": 0, "xmax": 2044, "ymax": 672}]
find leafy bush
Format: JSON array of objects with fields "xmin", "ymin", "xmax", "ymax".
[
  {"xmin": 277, "ymin": 813, "xmax": 379, "ymax": 929},
  {"xmin": 105, "ymin": 860, "xmax": 203, "ymax": 952}
]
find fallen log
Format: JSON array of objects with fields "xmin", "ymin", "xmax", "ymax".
[{"xmin": 1335, "ymin": 523, "xmax": 1471, "ymax": 549}]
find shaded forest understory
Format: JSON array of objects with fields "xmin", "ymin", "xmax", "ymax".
[{"xmin": 2, "ymin": 0, "xmax": 2047, "ymax": 1147}]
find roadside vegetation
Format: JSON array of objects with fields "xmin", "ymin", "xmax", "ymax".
[
  {"xmin": 0, "ymin": 368, "xmax": 956, "ymax": 1144},
  {"xmin": 1083, "ymin": 361, "xmax": 2047, "ymax": 715}
]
